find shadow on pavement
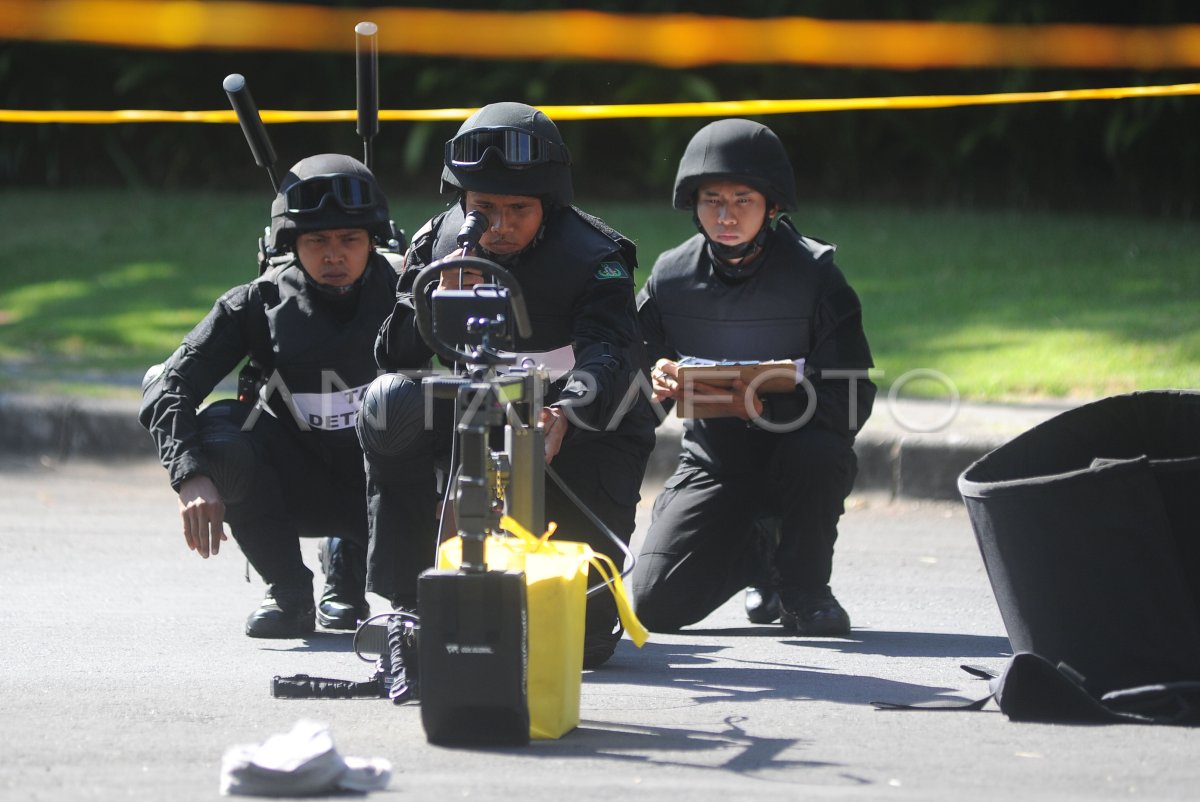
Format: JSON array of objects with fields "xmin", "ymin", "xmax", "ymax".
[
  {"xmin": 547, "ymin": 718, "xmax": 840, "ymax": 776},
  {"xmin": 255, "ymin": 631, "xmax": 363, "ymax": 654},
  {"xmin": 587, "ymin": 641, "xmax": 977, "ymax": 709},
  {"xmin": 678, "ymin": 627, "xmax": 1011, "ymax": 659},
  {"xmin": 436, "ymin": 714, "xmax": 844, "ymax": 779},
  {"xmin": 796, "ymin": 630, "xmax": 1010, "ymax": 659}
]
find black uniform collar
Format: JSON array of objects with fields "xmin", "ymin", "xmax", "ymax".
[
  {"xmin": 706, "ymin": 229, "xmax": 775, "ymax": 283},
  {"xmin": 298, "ymin": 257, "xmax": 372, "ymax": 297}
]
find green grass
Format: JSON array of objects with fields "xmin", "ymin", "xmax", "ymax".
[{"xmin": 2, "ymin": 189, "xmax": 1198, "ymax": 402}]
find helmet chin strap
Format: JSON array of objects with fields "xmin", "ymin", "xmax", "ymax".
[
  {"xmin": 694, "ymin": 211, "xmax": 776, "ymax": 279},
  {"xmin": 309, "ymin": 280, "xmax": 358, "ymax": 297},
  {"xmin": 301, "ymin": 259, "xmax": 372, "ymax": 299}
]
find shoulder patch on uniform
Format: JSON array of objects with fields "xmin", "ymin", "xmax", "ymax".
[{"xmin": 595, "ymin": 261, "xmax": 630, "ymax": 280}]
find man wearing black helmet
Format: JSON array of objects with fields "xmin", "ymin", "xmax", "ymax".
[
  {"xmin": 630, "ymin": 119, "xmax": 876, "ymax": 637},
  {"xmin": 358, "ymin": 102, "xmax": 656, "ymax": 669},
  {"xmin": 140, "ymin": 153, "xmax": 401, "ymax": 638}
]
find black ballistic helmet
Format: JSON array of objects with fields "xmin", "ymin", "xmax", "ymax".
[
  {"xmin": 270, "ymin": 153, "xmax": 392, "ymax": 251},
  {"xmin": 672, "ymin": 119, "xmax": 798, "ymax": 212},
  {"xmin": 441, "ymin": 102, "xmax": 573, "ymax": 205}
]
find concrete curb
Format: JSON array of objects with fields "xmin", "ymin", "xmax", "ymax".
[
  {"xmin": 0, "ymin": 392, "xmax": 1052, "ymax": 501},
  {"xmin": 643, "ymin": 418, "xmax": 1000, "ymax": 502},
  {"xmin": 0, "ymin": 393, "xmax": 155, "ymax": 462}
]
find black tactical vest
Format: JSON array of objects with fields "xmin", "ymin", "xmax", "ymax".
[
  {"xmin": 414, "ymin": 204, "xmax": 654, "ymax": 446},
  {"xmin": 252, "ymin": 254, "xmax": 399, "ymax": 447},
  {"xmin": 425, "ymin": 204, "xmax": 634, "ymax": 353},
  {"xmin": 648, "ymin": 228, "xmax": 836, "ymax": 363}
]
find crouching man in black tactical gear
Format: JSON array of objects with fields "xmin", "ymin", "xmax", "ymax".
[
  {"xmin": 357, "ymin": 102, "xmax": 656, "ymax": 669},
  {"xmin": 631, "ymin": 119, "xmax": 876, "ymax": 636},
  {"xmin": 140, "ymin": 154, "xmax": 400, "ymax": 638}
]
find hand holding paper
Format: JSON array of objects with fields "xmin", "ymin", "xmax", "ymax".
[{"xmin": 671, "ymin": 357, "xmax": 803, "ymax": 419}]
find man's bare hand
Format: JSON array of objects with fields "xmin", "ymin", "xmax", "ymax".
[
  {"xmin": 662, "ymin": 361, "xmax": 764, "ymax": 420},
  {"xmin": 724, "ymin": 377, "xmax": 764, "ymax": 420},
  {"xmin": 437, "ymin": 267, "xmax": 485, "ymax": 290},
  {"xmin": 651, "ymin": 358, "xmax": 680, "ymax": 403},
  {"xmin": 177, "ymin": 475, "xmax": 227, "ymax": 559},
  {"xmin": 540, "ymin": 405, "xmax": 569, "ymax": 464}
]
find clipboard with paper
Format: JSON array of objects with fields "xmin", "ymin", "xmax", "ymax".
[{"xmin": 673, "ymin": 357, "xmax": 803, "ymax": 418}]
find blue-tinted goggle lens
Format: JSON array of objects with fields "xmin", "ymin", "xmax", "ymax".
[
  {"xmin": 285, "ymin": 174, "xmax": 374, "ymax": 213},
  {"xmin": 445, "ymin": 127, "xmax": 569, "ymax": 169}
]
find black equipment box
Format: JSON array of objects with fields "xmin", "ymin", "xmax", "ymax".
[{"xmin": 417, "ymin": 568, "xmax": 529, "ymax": 745}]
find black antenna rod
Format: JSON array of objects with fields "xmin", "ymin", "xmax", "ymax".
[
  {"xmin": 223, "ymin": 73, "xmax": 279, "ymax": 192},
  {"xmin": 355, "ymin": 21, "xmax": 380, "ymax": 170}
]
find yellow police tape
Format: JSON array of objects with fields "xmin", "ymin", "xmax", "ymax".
[
  {"xmin": 2, "ymin": 83, "xmax": 1198, "ymax": 125},
  {"xmin": 3, "ymin": 1, "xmax": 1200, "ymax": 69}
]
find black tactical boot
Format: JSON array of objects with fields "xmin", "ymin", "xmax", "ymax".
[
  {"xmin": 744, "ymin": 516, "xmax": 782, "ymax": 624},
  {"xmin": 582, "ymin": 592, "xmax": 623, "ymax": 669},
  {"xmin": 385, "ymin": 607, "xmax": 420, "ymax": 703},
  {"xmin": 779, "ymin": 586, "xmax": 851, "ymax": 637},
  {"xmin": 744, "ymin": 586, "xmax": 783, "ymax": 624},
  {"xmin": 317, "ymin": 537, "xmax": 370, "ymax": 630},
  {"xmin": 582, "ymin": 620, "xmax": 624, "ymax": 670},
  {"xmin": 246, "ymin": 587, "xmax": 316, "ymax": 639}
]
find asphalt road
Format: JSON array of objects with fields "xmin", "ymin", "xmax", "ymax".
[{"xmin": 1, "ymin": 457, "xmax": 1196, "ymax": 801}]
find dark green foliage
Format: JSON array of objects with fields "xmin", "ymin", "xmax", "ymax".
[{"xmin": 3, "ymin": 190, "xmax": 1197, "ymax": 401}]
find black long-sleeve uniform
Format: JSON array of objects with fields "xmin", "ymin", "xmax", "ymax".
[
  {"xmin": 630, "ymin": 221, "xmax": 877, "ymax": 631},
  {"xmin": 139, "ymin": 254, "xmax": 399, "ymax": 601}
]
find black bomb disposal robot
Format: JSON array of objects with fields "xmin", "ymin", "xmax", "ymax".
[{"xmin": 410, "ymin": 216, "xmax": 547, "ymax": 746}]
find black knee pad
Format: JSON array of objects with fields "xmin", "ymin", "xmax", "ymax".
[
  {"xmin": 141, "ymin": 362, "xmax": 165, "ymax": 394},
  {"xmin": 197, "ymin": 400, "xmax": 259, "ymax": 504},
  {"xmin": 356, "ymin": 373, "xmax": 428, "ymax": 457}
]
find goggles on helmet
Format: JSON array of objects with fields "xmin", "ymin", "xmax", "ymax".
[
  {"xmin": 284, "ymin": 174, "xmax": 376, "ymax": 214},
  {"xmin": 445, "ymin": 127, "xmax": 571, "ymax": 169}
]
